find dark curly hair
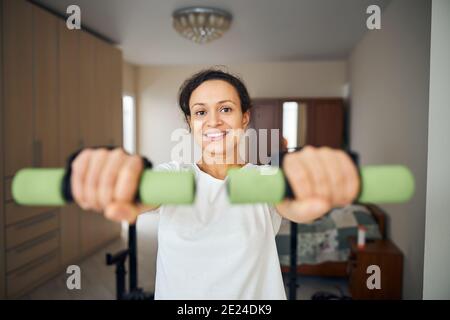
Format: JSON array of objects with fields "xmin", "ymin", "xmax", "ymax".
[{"xmin": 178, "ymin": 67, "xmax": 252, "ymax": 129}]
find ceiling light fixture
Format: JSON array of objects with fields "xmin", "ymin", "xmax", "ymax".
[{"xmin": 172, "ymin": 7, "xmax": 232, "ymax": 44}]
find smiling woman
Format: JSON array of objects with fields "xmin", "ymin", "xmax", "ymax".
[{"xmin": 65, "ymin": 67, "xmax": 359, "ymax": 300}]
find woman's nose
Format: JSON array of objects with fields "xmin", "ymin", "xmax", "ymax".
[{"xmin": 205, "ymin": 110, "xmax": 222, "ymax": 127}]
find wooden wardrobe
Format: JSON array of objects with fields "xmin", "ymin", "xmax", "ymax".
[
  {"xmin": 0, "ymin": 0, "xmax": 123, "ymax": 298},
  {"xmin": 250, "ymin": 98, "xmax": 346, "ymax": 161}
]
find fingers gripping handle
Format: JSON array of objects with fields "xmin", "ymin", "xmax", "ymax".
[
  {"xmin": 12, "ymin": 167, "xmax": 197, "ymax": 206},
  {"xmin": 278, "ymin": 149, "xmax": 360, "ymax": 200},
  {"xmin": 13, "ymin": 147, "xmax": 154, "ymax": 206},
  {"xmin": 227, "ymin": 151, "xmax": 414, "ymax": 204}
]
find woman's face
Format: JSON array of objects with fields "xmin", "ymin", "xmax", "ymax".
[{"xmin": 188, "ymin": 80, "xmax": 250, "ymax": 162}]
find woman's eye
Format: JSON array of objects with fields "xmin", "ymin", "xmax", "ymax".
[
  {"xmin": 195, "ymin": 110, "xmax": 206, "ymax": 116},
  {"xmin": 220, "ymin": 106, "xmax": 232, "ymax": 113}
]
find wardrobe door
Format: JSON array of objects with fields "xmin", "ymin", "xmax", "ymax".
[
  {"xmin": 97, "ymin": 42, "xmax": 123, "ymax": 243},
  {"xmin": 91, "ymin": 38, "xmax": 123, "ymax": 148},
  {"xmin": 3, "ymin": 0, "xmax": 33, "ymax": 177},
  {"xmin": 79, "ymin": 31, "xmax": 121, "ymax": 255},
  {"xmin": 58, "ymin": 20, "xmax": 81, "ymax": 265},
  {"xmin": 3, "ymin": 2, "xmax": 61, "ymax": 298},
  {"xmin": 33, "ymin": 5, "xmax": 59, "ymax": 168},
  {"xmin": 93, "ymin": 37, "xmax": 122, "ymax": 245},
  {"xmin": 80, "ymin": 31, "xmax": 119, "ymax": 148},
  {"xmin": 305, "ymin": 99, "xmax": 344, "ymax": 148},
  {"xmin": 0, "ymin": 0, "xmax": 5, "ymax": 300},
  {"xmin": 93, "ymin": 37, "xmax": 111, "ymax": 146},
  {"xmin": 79, "ymin": 31, "xmax": 100, "ymax": 254},
  {"xmin": 249, "ymin": 99, "xmax": 283, "ymax": 164},
  {"xmin": 109, "ymin": 47, "xmax": 123, "ymax": 147}
]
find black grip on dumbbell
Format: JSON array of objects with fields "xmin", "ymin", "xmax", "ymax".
[
  {"xmin": 278, "ymin": 148, "xmax": 359, "ymax": 200},
  {"xmin": 60, "ymin": 146, "xmax": 152, "ymax": 203}
]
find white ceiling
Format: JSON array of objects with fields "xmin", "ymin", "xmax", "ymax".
[{"xmin": 35, "ymin": 0, "xmax": 390, "ymax": 65}]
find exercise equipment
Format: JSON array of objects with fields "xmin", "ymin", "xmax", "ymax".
[
  {"xmin": 11, "ymin": 168, "xmax": 196, "ymax": 206},
  {"xmin": 105, "ymin": 223, "xmax": 154, "ymax": 300},
  {"xmin": 227, "ymin": 164, "xmax": 415, "ymax": 204},
  {"xmin": 12, "ymin": 165, "xmax": 414, "ymax": 206},
  {"xmin": 10, "ymin": 150, "xmax": 415, "ymax": 301}
]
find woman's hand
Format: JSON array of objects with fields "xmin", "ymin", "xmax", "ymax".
[
  {"xmin": 71, "ymin": 147, "xmax": 157, "ymax": 223},
  {"xmin": 275, "ymin": 146, "xmax": 360, "ymax": 223}
]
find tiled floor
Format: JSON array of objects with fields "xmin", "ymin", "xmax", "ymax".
[{"xmin": 22, "ymin": 213, "xmax": 350, "ymax": 300}]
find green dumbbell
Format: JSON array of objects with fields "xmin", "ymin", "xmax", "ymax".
[
  {"xmin": 12, "ymin": 165, "xmax": 414, "ymax": 206},
  {"xmin": 11, "ymin": 168, "xmax": 196, "ymax": 206},
  {"xmin": 227, "ymin": 165, "xmax": 415, "ymax": 204}
]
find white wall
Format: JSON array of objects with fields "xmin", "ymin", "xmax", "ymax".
[
  {"xmin": 137, "ymin": 61, "xmax": 347, "ymax": 165},
  {"xmin": 123, "ymin": 61, "xmax": 138, "ymax": 96},
  {"xmin": 349, "ymin": 0, "xmax": 431, "ymax": 299},
  {"xmin": 423, "ymin": 0, "xmax": 450, "ymax": 300}
]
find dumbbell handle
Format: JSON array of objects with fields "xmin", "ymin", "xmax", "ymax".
[
  {"xmin": 227, "ymin": 165, "xmax": 415, "ymax": 204},
  {"xmin": 11, "ymin": 169, "xmax": 196, "ymax": 206},
  {"xmin": 12, "ymin": 165, "xmax": 414, "ymax": 206}
]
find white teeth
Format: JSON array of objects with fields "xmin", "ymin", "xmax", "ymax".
[
  {"xmin": 204, "ymin": 131, "xmax": 227, "ymax": 138},
  {"xmin": 207, "ymin": 132, "xmax": 224, "ymax": 137}
]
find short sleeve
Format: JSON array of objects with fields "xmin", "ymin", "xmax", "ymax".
[
  {"xmin": 268, "ymin": 204, "xmax": 283, "ymax": 235},
  {"xmin": 153, "ymin": 161, "xmax": 181, "ymax": 172}
]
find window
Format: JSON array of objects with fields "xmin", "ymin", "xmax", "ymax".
[
  {"xmin": 282, "ymin": 101, "xmax": 298, "ymax": 150},
  {"xmin": 123, "ymin": 95, "xmax": 136, "ymax": 154}
]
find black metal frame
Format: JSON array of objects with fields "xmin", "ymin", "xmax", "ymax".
[
  {"xmin": 282, "ymin": 148, "xmax": 360, "ymax": 300},
  {"xmin": 106, "ymin": 224, "xmax": 154, "ymax": 300},
  {"xmin": 289, "ymin": 221, "xmax": 298, "ymax": 300}
]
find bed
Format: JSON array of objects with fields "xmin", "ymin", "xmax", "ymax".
[{"xmin": 276, "ymin": 204, "xmax": 387, "ymax": 277}]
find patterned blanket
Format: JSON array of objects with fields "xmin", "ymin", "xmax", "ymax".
[{"xmin": 275, "ymin": 205, "xmax": 382, "ymax": 265}]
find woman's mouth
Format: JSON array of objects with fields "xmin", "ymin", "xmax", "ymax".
[{"xmin": 203, "ymin": 130, "xmax": 229, "ymax": 142}]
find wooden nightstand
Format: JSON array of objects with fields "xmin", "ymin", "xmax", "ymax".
[{"xmin": 348, "ymin": 238, "xmax": 403, "ymax": 300}]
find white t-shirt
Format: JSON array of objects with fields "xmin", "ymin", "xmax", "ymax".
[{"xmin": 151, "ymin": 161, "xmax": 287, "ymax": 300}]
